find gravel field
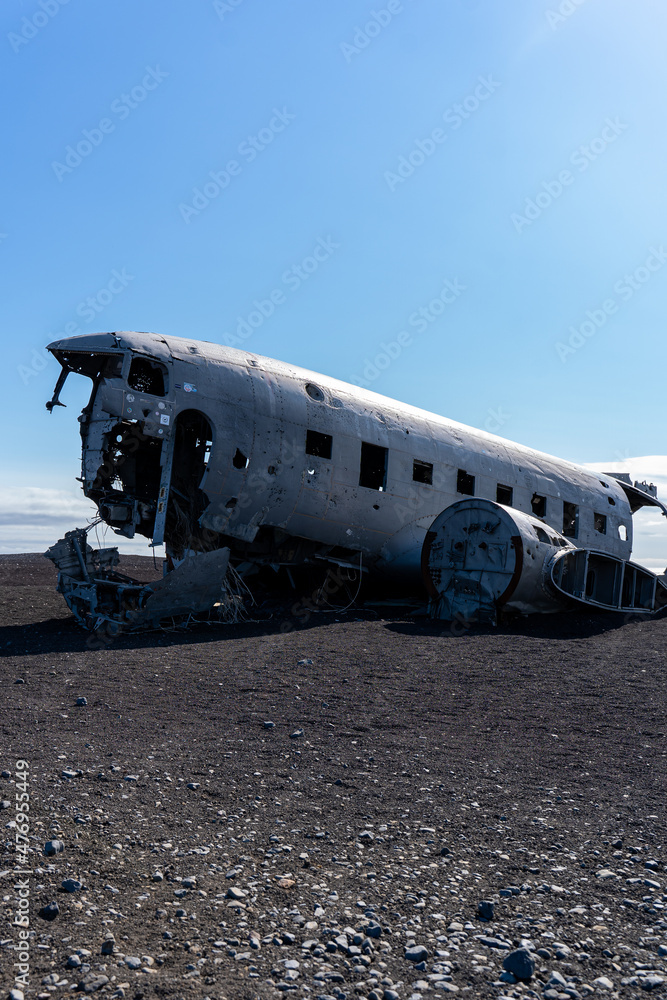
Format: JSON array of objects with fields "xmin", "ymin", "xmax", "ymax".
[{"xmin": 1, "ymin": 554, "xmax": 666, "ymax": 1000}]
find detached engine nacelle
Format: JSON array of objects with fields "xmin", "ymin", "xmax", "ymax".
[{"xmin": 422, "ymin": 498, "xmax": 574, "ymax": 623}]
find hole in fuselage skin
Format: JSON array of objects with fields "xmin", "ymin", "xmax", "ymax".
[
  {"xmin": 233, "ymin": 448, "xmax": 249, "ymax": 469},
  {"xmin": 225, "ymin": 498, "xmax": 238, "ymax": 509}
]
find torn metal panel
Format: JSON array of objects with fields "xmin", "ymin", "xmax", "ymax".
[
  {"xmin": 45, "ymin": 529, "xmax": 150, "ymax": 630},
  {"xmin": 604, "ymin": 474, "xmax": 667, "ymax": 515},
  {"xmin": 45, "ymin": 528, "xmax": 232, "ymax": 632},
  {"xmin": 136, "ymin": 547, "xmax": 230, "ymax": 625}
]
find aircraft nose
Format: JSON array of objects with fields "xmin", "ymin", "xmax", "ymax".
[{"xmin": 46, "ymin": 332, "xmax": 122, "ymax": 353}]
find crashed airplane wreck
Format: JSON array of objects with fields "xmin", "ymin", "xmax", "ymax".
[{"xmin": 44, "ymin": 331, "xmax": 667, "ymax": 633}]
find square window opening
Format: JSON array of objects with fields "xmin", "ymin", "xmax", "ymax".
[
  {"xmin": 496, "ymin": 484, "xmax": 513, "ymax": 506},
  {"xmin": 457, "ymin": 469, "xmax": 475, "ymax": 496},
  {"xmin": 594, "ymin": 512, "xmax": 607, "ymax": 535},
  {"xmin": 360, "ymin": 442, "xmax": 388, "ymax": 491},
  {"xmin": 563, "ymin": 501, "xmax": 579, "ymax": 538},
  {"xmin": 413, "ymin": 459, "xmax": 433, "ymax": 485},
  {"xmin": 531, "ymin": 493, "xmax": 547, "ymax": 517},
  {"xmin": 305, "ymin": 429, "xmax": 332, "ymax": 460}
]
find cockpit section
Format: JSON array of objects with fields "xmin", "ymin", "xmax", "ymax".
[
  {"xmin": 46, "ymin": 344, "xmax": 175, "ymax": 539},
  {"xmin": 46, "ymin": 340, "xmax": 219, "ymax": 558}
]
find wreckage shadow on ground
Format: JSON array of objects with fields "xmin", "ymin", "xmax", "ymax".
[
  {"xmin": 385, "ymin": 608, "xmax": 665, "ymax": 642},
  {"xmin": 1, "ymin": 604, "xmax": 657, "ymax": 658}
]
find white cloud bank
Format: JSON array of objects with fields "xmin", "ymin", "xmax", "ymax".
[
  {"xmin": 0, "ymin": 487, "xmax": 162, "ymax": 557},
  {"xmin": 2, "ymin": 460, "xmax": 667, "ymax": 571}
]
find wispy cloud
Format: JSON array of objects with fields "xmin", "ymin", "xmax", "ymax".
[{"xmin": 0, "ymin": 487, "xmax": 159, "ymax": 556}]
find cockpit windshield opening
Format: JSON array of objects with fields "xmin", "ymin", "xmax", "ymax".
[
  {"xmin": 128, "ymin": 357, "xmax": 167, "ymax": 396},
  {"xmin": 58, "ymin": 351, "xmax": 124, "ymax": 379}
]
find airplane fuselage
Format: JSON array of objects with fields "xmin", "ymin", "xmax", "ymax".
[{"xmin": 46, "ymin": 331, "xmax": 640, "ymax": 587}]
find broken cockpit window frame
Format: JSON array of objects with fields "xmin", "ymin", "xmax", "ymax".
[{"xmin": 46, "ymin": 351, "xmax": 125, "ymax": 411}]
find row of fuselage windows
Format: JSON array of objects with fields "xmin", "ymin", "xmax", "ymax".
[{"xmin": 304, "ymin": 431, "xmax": 611, "ymax": 540}]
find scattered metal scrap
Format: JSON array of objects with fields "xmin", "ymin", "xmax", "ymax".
[{"xmin": 44, "ymin": 529, "xmax": 243, "ymax": 634}]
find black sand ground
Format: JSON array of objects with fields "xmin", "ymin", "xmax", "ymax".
[{"xmin": 1, "ymin": 554, "xmax": 666, "ymax": 1000}]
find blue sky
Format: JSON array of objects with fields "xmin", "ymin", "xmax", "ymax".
[{"xmin": 2, "ymin": 0, "xmax": 667, "ymax": 554}]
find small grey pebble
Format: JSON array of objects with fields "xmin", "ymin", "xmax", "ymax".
[
  {"xmin": 101, "ymin": 937, "xmax": 116, "ymax": 955},
  {"xmin": 44, "ymin": 839, "xmax": 64, "ymax": 856},
  {"xmin": 227, "ymin": 886, "xmax": 247, "ymax": 900},
  {"xmin": 75, "ymin": 696, "xmax": 87, "ymax": 706}
]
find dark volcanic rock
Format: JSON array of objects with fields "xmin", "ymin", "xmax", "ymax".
[{"xmin": 503, "ymin": 946, "xmax": 536, "ymax": 980}]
